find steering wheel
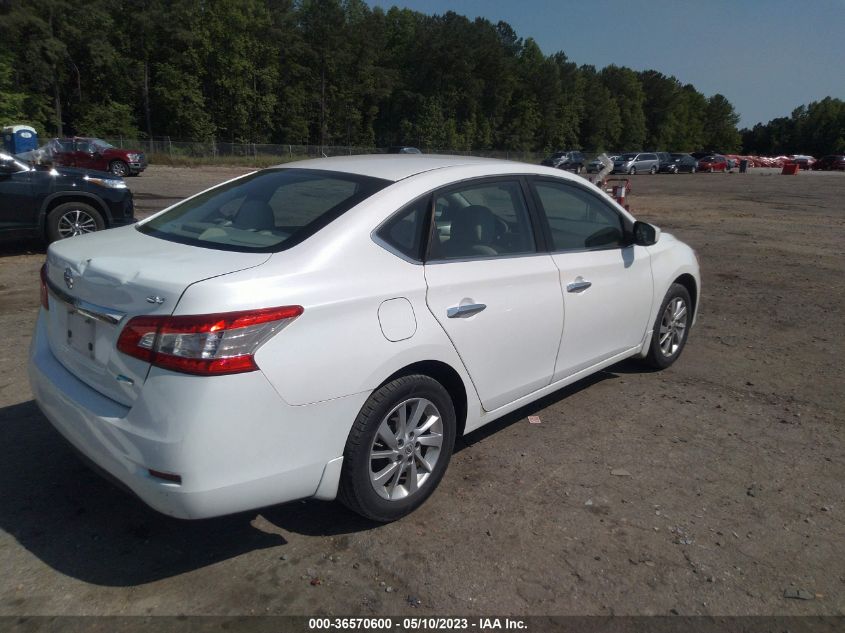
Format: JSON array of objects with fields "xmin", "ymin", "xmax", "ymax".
[{"xmin": 493, "ymin": 217, "xmax": 510, "ymax": 243}]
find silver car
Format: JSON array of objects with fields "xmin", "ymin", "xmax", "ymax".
[{"xmin": 613, "ymin": 152, "xmax": 659, "ymax": 175}]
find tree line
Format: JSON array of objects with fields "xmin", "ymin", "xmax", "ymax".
[
  {"xmin": 741, "ymin": 98, "xmax": 845, "ymax": 157},
  {"xmin": 1, "ymin": 0, "xmax": 832, "ymax": 156}
]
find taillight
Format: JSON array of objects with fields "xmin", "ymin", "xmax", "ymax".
[
  {"xmin": 116, "ymin": 306, "xmax": 303, "ymax": 376},
  {"xmin": 39, "ymin": 263, "xmax": 49, "ymax": 310}
]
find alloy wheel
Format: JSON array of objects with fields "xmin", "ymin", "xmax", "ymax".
[
  {"xmin": 658, "ymin": 297, "xmax": 688, "ymax": 357},
  {"xmin": 57, "ymin": 209, "xmax": 99, "ymax": 238},
  {"xmin": 110, "ymin": 161, "xmax": 128, "ymax": 177},
  {"xmin": 369, "ymin": 397, "xmax": 443, "ymax": 501}
]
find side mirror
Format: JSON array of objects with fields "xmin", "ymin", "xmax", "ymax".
[{"xmin": 633, "ymin": 221, "xmax": 660, "ymax": 246}]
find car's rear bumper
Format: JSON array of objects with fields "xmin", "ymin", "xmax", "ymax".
[{"xmin": 28, "ymin": 310, "xmax": 367, "ymax": 519}]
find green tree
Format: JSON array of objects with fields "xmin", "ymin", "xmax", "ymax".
[
  {"xmin": 702, "ymin": 93, "xmax": 741, "ymax": 152},
  {"xmin": 0, "ymin": 53, "xmax": 28, "ymax": 126},
  {"xmin": 600, "ymin": 65, "xmax": 645, "ymax": 150},
  {"xmin": 639, "ymin": 70, "xmax": 681, "ymax": 149},
  {"xmin": 579, "ymin": 67, "xmax": 621, "ymax": 151}
]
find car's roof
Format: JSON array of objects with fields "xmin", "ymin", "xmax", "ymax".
[{"xmin": 275, "ymin": 154, "xmax": 530, "ymax": 182}]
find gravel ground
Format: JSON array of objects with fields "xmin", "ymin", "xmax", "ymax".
[{"xmin": 0, "ymin": 165, "xmax": 842, "ymax": 616}]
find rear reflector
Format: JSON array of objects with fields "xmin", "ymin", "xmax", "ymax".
[
  {"xmin": 148, "ymin": 469, "xmax": 182, "ymax": 484},
  {"xmin": 117, "ymin": 306, "xmax": 303, "ymax": 376},
  {"xmin": 39, "ymin": 263, "xmax": 49, "ymax": 310}
]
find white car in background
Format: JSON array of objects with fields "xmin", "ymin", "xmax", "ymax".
[{"xmin": 29, "ymin": 155, "xmax": 700, "ymax": 522}]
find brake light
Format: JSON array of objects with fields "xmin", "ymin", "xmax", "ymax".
[
  {"xmin": 39, "ymin": 263, "xmax": 49, "ymax": 310},
  {"xmin": 116, "ymin": 306, "xmax": 303, "ymax": 375}
]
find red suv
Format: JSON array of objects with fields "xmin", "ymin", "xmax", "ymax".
[{"xmin": 51, "ymin": 137, "xmax": 147, "ymax": 177}]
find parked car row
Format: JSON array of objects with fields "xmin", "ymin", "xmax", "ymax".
[{"xmin": 544, "ymin": 150, "xmax": 745, "ymax": 175}]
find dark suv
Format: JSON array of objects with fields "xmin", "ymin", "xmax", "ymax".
[
  {"xmin": 541, "ymin": 150, "xmax": 586, "ymax": 174},
  {"xmin": 51, "ymin": 137, "xmax": 147, "ymax": 177},
  {"xmin": 0, "ymin": 152, "xmax": 135, "ymax": 243}
]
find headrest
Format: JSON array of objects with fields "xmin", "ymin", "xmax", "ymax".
[
  {"xmin": 233, "ymin": 199, "xmax": 275, "ymax": 231},
  {"xmin": 449, "ymin": 205, "xmax": 497, "ymax": 245}
]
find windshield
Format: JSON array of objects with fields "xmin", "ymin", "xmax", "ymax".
[
  {"xmin": 619, "ymin": 153, "xmax": 637, "ymax": 160},
  {"xmin": 137, "ymin": 168, "xmax": 390, "ymax": 252},
  {"xmin": 91, "ymin": 139, "xmax": 115, "ymax": 151}
]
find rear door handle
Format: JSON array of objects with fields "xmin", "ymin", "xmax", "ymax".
[
  {"xmin": 566, "ymin": 279, "xmax": 592, "ymax": 293},
  {"xmin": 447, "ymin": 303, "xmax": 487, "ymax": 318}
]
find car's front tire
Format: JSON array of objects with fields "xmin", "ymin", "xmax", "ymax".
[
  {"xmin": 628, "ymin": 167, "xmax": 636, "ymax": 175},
  {"xmin": 338, "ymin": 375, "xmax": 456, "ymax": 522},
  {"xmin": 46, "ymin": 202, "xmax": 105, "ymax": 243},
  {"xmin": 644, "ymin": 283, "xmax": 692, "ymax": 369},
  {"xmin": 109, "ymin": 160, "xmax": 129, "ymax": 177}
]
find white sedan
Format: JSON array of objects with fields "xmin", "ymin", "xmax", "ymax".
[{"xmin": 28, "ymin": 155, "xmax": 700, "ymax": 522}]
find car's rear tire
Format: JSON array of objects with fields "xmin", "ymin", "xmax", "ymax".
[
  {"xmin": 690, "ymin": 166, "xmax": 697, "ymax": 174},
  {"xmin": 109, "ymin": 160, "xmax": 129, "ymax": 177},
  {"xmin": 649, "ymin": 166, "xmax": 657, "ymax": 174},
  {"xmin": 643, "ymin": 283, "xmax": 692, "ymax": 369},
  {"xmin": 338, "ymin": 375, "xmax": 456, "ymax": 522},
  {"xmin": 46, "ymin": 202, "xmax": 105, "ymax": 243}
]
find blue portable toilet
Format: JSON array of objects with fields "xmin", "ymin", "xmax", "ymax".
[{"xmin": 2, "ymin": 125, "xmax": 39, "ymax": 154}]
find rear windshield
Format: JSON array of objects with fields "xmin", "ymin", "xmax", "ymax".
[{"xmin": 137, "ymin": 168, "xmax": 390, "ymax": 252}]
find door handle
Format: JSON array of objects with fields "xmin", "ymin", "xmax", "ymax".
[
  {"xmin": 447, "ymin": 303, "xmax": 487, "ymax": 318},
  {"xmin": 566, "ymin": 279, "xmax": 592, "ymax": 293}
]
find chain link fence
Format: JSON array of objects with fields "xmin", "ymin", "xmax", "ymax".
[{"xmin": 102, "ymin": 136, "xmax": 547, "ymax": 165}]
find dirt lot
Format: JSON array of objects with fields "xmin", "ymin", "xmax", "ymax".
[{"xmin": 0, "ymin": 165, "xmax": 843, "ymax": 617}]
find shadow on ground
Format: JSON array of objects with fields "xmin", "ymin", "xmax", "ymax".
[
  {"xmin": 0, "ymin": 240, "xmax": 45, "ymax": 258},
  {"xmin": 0, "ymin": 366, "xmax": 622, "ymax": 586}
]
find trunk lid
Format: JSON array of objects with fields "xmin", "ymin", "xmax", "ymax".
[{"xmin": 44, "ymin": 226, "xmax": 270, "ymax": 406}]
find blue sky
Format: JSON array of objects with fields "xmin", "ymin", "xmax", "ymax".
[{"xmin": 366, "ymin": 0, "xmax": 845, "ymax": 128}]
